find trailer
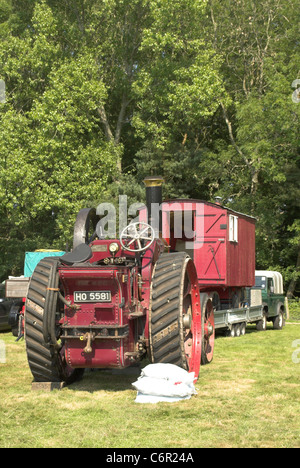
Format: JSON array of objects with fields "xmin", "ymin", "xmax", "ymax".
[
  {"xmin": 213, "ymin": 293, "xmax": 264, "ymax": 337},
  {"xmin": 5, "ymin": 250, "xmax": 65, "ymax": 337}
]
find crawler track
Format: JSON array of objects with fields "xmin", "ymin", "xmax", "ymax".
[
  {"xmin": 149, "ymin": 252, "xmax": 202, "ymax": 379},
  {"xmin": 25, "ymin": 258, "xmax": 83, "ymax": 383}
]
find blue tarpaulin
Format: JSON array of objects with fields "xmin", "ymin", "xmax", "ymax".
[{"xmin": 24, "ymin": 251, "xmax": 65, "ymax": 277}]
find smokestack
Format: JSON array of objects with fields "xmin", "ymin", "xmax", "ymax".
[{"xmin": 143, "ymin": 176, "xmax": 164, "ymax": 233}]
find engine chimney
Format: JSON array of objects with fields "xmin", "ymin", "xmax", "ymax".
[{"xmin": 143, "ymin": 176, "xmax": 164, "ymax": 234}]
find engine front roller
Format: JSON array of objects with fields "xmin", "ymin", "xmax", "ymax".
[
  {"xmin": 24, "ymin": 257, "xmax": 84, "ymax": 384},
  {"xmin": 149, "ymin": 252, "xmax": 202, "ymax": 380}
]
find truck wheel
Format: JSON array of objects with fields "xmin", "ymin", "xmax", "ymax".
[
  {"xmin": 240, "ymin": 322, "xmax": 246, "ymax": 336},
  {"xmin": 8, "ymin": 301, "xmax": 22, "ymax": 337},
  {"xmin": 149, "ymin": 253, "xmax": 202, "ymax": 380},
  {"xmin": 273, "ymin": 311, "xmax": 284, "ymax": 330},
  {"xmin": 200, "ymin": 293, "xmax": 215, "ymax": 364},
  {"xmin": 234, "ymin": 323, "xmax": 241, "ymax": 337},
  {"xmin": 25, "ymin": 258, "xmax": 84, "ymax": 384},
  {"xmin": 209, "ymin": 291, "xmax": 221, "ymax": 312},
  {"xmin": 256, "ymin": 313, "xmax": 267, "ymax": 331},
  {"xmin": 226, "ymin": 327, "xmax": 236, "ymax": 337}
]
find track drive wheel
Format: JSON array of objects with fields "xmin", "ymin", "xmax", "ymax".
[
  {"xmin": 25, "ymin": 258, "xmax": 84, "ymax": 384},
  {"xmin": 200, "ymin": 293, "xmax": 215, "ymax": 365},
  {"xmin": 149, "ymin": 253, "xmax": 202, "ymax": 380}
]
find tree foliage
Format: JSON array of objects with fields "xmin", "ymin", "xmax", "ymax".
[{"xmin": 0, "ymin": 0, "xmax": 299, "ymax": 295}]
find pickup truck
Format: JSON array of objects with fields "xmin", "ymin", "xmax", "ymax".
[{"xmin": 254, "ymin": 270, "xmax": 286, "ymax": 330}]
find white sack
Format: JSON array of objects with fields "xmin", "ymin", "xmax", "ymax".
[
  {"xmin": 132, "ymin": 364, "xmax": 197, "ymax": 404},
  {"xmin": 132, "ymin": 376, "xmax": 196, "ymax": 397},
  {"xmin": 140, "ymin": 363, "xmax": 195, "ymax": 384}
]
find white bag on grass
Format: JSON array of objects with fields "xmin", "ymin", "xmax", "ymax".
[
  {"xmin": 132, "ymin": 377, "xmax": 196, "ymax": 397},
  {"xmin": 140, "ymin": 363, "xmax": 195, "ymax": 384},
  {"xmin": 132, "ymin": 363, "xmax": 197, "ymax": 404}
]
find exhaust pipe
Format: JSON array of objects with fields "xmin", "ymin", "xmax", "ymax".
[{"xmin": 143, "ymin": 176, "xmax": 164, "ymax": 234}]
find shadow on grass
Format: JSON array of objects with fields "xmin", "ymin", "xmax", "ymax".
[
  {"xmin": 215, "ymin": 323, "xmax": 277, "ymax": 339},
  {"xmin": 59, "ymin": 326, "xmax": 283, "ymax": 393},
  {"xmin": 67, "ymin": 365, "xmax": 142, "ymax": 393},
  {"xmin": 66, "ymin": 329, "xmax": 265, "ymax": 393}
]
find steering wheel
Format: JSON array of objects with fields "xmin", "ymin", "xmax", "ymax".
[{"xmin": 120, "ymin": 222, "xmax": 155, "ymax": 252}]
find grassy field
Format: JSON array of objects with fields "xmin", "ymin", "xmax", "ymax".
[{"xmin": 0, "ymin": 322, "xmax": 299, "ymax": 448}]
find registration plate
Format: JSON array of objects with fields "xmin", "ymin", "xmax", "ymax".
[{"xmin": 74, "ymin": 291, "xmax": 111, "ymax": 303}]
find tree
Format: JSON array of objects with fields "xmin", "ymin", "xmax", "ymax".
[
  {"xmin": 46, "ymin": 0, "xmax": 152, "ymax": 171},
  {"xmin": 0, "ymin": 2, "xmax": 119, "ymax": 278},
  {"xmin": 202, "ymin": 0, "xmax": 300, "ymax": 291},
  {"xmin": 0, "ymin": 0, "xmax": 299, "ymax": 296},
  {"xmin": 131, "ymin": 0, "xmax": 229, "ymax": 199}
]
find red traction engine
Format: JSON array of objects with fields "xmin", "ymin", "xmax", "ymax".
[{"xmin": 24, "ymin": 178, "xmax": 214, "ymax": 385}]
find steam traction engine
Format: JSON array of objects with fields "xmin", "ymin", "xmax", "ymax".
[
  {"xmin": 24, "ymin": 178, "xmax": 207, "ymax": 384},
  {"xmin": 24, "ymin": 176, "xmax": 256, "ymax": 385}
]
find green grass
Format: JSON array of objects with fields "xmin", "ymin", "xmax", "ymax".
[{"xmin": 0, "ymin": 323, "xmax": 300, "ymax": 448}]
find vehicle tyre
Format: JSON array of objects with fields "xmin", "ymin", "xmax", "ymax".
[
  {"xmin": 25, "ymin": 258, "xmax": 84, "ymax": 384},
  {"xmin": 8, "ymin": 301, "xmax": 22, "ymax": 337},
  {"xmin": 209, "ymin": 291, "xmax": 221, "ymax": 312},
  {"xmin": 256, "ymin": 313, "xmax": 267, "ymax": 331},
  {"xmin": 226, "ymin": 327, "xmax": 235, "ymax": 337},
  {"xmin": 240, "ymin": 322, "xmax": 246, "ymax": 336},
  {"xmin": 149, "ymin": 252, "xmax": 202, "ymax": 380},
  {"xmin": 273, "ymin": 311, "xmax": 284, "ymax": 330},
  {"xmin": 234, "ymin": 323, "xmax": 241, "ymax": 337}
]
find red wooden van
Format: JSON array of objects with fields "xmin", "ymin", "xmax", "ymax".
[{"xmin": 158, "ymin": 199, "xmax": 256, "ymax": 308}]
